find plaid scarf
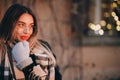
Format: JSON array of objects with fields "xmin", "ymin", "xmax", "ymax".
[
  {"xmin": 0, "ymin": 48, "xmax": 15, "ymax": 80},
  {"xmin": 0, "ymin": 40, "xmax": 56, "ymax": 80},
  {"xmin": 29, "ymin": 40, "xmax": 56, "ymax": 80}
]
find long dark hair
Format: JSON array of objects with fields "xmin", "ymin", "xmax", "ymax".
[{"xmin": 0, "ymin": 3, "xmax": 38, "ymax": 48}]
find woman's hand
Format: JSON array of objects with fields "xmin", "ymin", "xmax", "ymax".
[
  {"xmin": 12, "ymin": 41, "xmax": 33, "ymax": 70},
  {"xmin": 28, "ymin": 65, "xmax": 47, "ymax": 80}
]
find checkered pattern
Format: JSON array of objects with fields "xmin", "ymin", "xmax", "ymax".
[
  {"xmin": 0, "ymin": 53, "xmax": 14, "ymax": 80},
  {"xmin": 0, "ymin": 40, "xmax": 56, "ymax": 80}
]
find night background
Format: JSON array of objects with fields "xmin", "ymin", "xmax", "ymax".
[{"xmin": 0, "ymin": 0, "xmax": 120, "ymax": 80}]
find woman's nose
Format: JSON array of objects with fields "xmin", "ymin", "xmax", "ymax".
[{"xmin": 23, "ymin": 27, "xmax": 30, "ymax": 34}]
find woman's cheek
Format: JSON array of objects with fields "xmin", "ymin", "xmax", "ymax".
[{"xmin": 17, "ymin": 29, "xmax": 23, "ymax": 34}]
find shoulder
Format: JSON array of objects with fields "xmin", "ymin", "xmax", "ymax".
[
  {"xmin": 38, "ymin": 39, "xmax": 52, "ymax": 50},
  {"xmin": 37, "ymin": 39, "xmax": 56, "ymax": 58}
]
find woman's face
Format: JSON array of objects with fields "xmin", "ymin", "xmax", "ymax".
[{"xmin": 15, "ymin": 13, "xmax": 34, "ymax": 41}]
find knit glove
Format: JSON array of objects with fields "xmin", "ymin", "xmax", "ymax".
[{"xmin": 12, "ymin": 41, "xmax": 33, "ymax": 70}]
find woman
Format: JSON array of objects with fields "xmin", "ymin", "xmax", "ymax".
[{"xmin": 0, "ymin": 3, "xmax": 61, "ymax": 80}]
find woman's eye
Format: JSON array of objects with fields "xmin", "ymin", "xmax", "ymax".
[
  {"xmin": 17, "ymin": 23, "xmax": 24, "ymax": 27},
  {"xmin": 30, "ymin": 24, "xmax": 34, "ymax": 29}
]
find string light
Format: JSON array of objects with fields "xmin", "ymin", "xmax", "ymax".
[{"xmin": 88, "ymin": 0, "xmax": 120, "ymax": 36}]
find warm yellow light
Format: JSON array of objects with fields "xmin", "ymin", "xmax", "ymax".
[
  {"xmin": 107, "ymin": 24, "xmax": 112, "ymax": 30},
  {"xmin": 114, "ymin": 16, "xmax": 119, "ymax": 21},
  {"xmin": 100, "ymin": 20, "xmax": 106, "ymax": 26},
  {"xmin": 116, "ymin": 25, "xmax": 120, "ymax": 31},
  {"xmin": 94, "ymin": 24, "xmax": 101, "ymax": 31},
  {"xmin": 88, "ymin": 23, "xmax": 95, "ymax": 30},
  {"xmin": 116, "ymin": 21, "xmax": 120, "ymax": 25},
  {"xmin": 99, "ymin": 29, "xmax": 104, "ymax": 35},
  {"xmin": 88, "ymin": 23, "xmax": 92, "ymax": 28},
  {"xmin": 102, "ymin": 3, "xmax": 107, "ymax": 8},
  {"xmin": 104, "ymin": 12, "xmax": 110, "ymax": 17},
  {"xmin": 111, "ymin": 12, "xmax": 116, "ymax": 17},
  {"xmin": 112, "ymin": 2, "xmax": 117, "ymax": 8}
]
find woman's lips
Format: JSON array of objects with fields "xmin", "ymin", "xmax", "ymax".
[{"xmin": 20, "ymin": 36, "xmax": 29, "ymax": 40}]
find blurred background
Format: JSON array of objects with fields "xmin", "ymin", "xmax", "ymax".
[{"xmin": 0, "ymin": 0, "xmax": 120, "ymax": 80}]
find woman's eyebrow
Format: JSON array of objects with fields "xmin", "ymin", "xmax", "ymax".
[
  {"xmin": 17, "ymin": 21, "xmax": 25, "ymax": 24},
  {"xmin": 17, "ymin": 21, "xmax": 34, "ymax": 24}
]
